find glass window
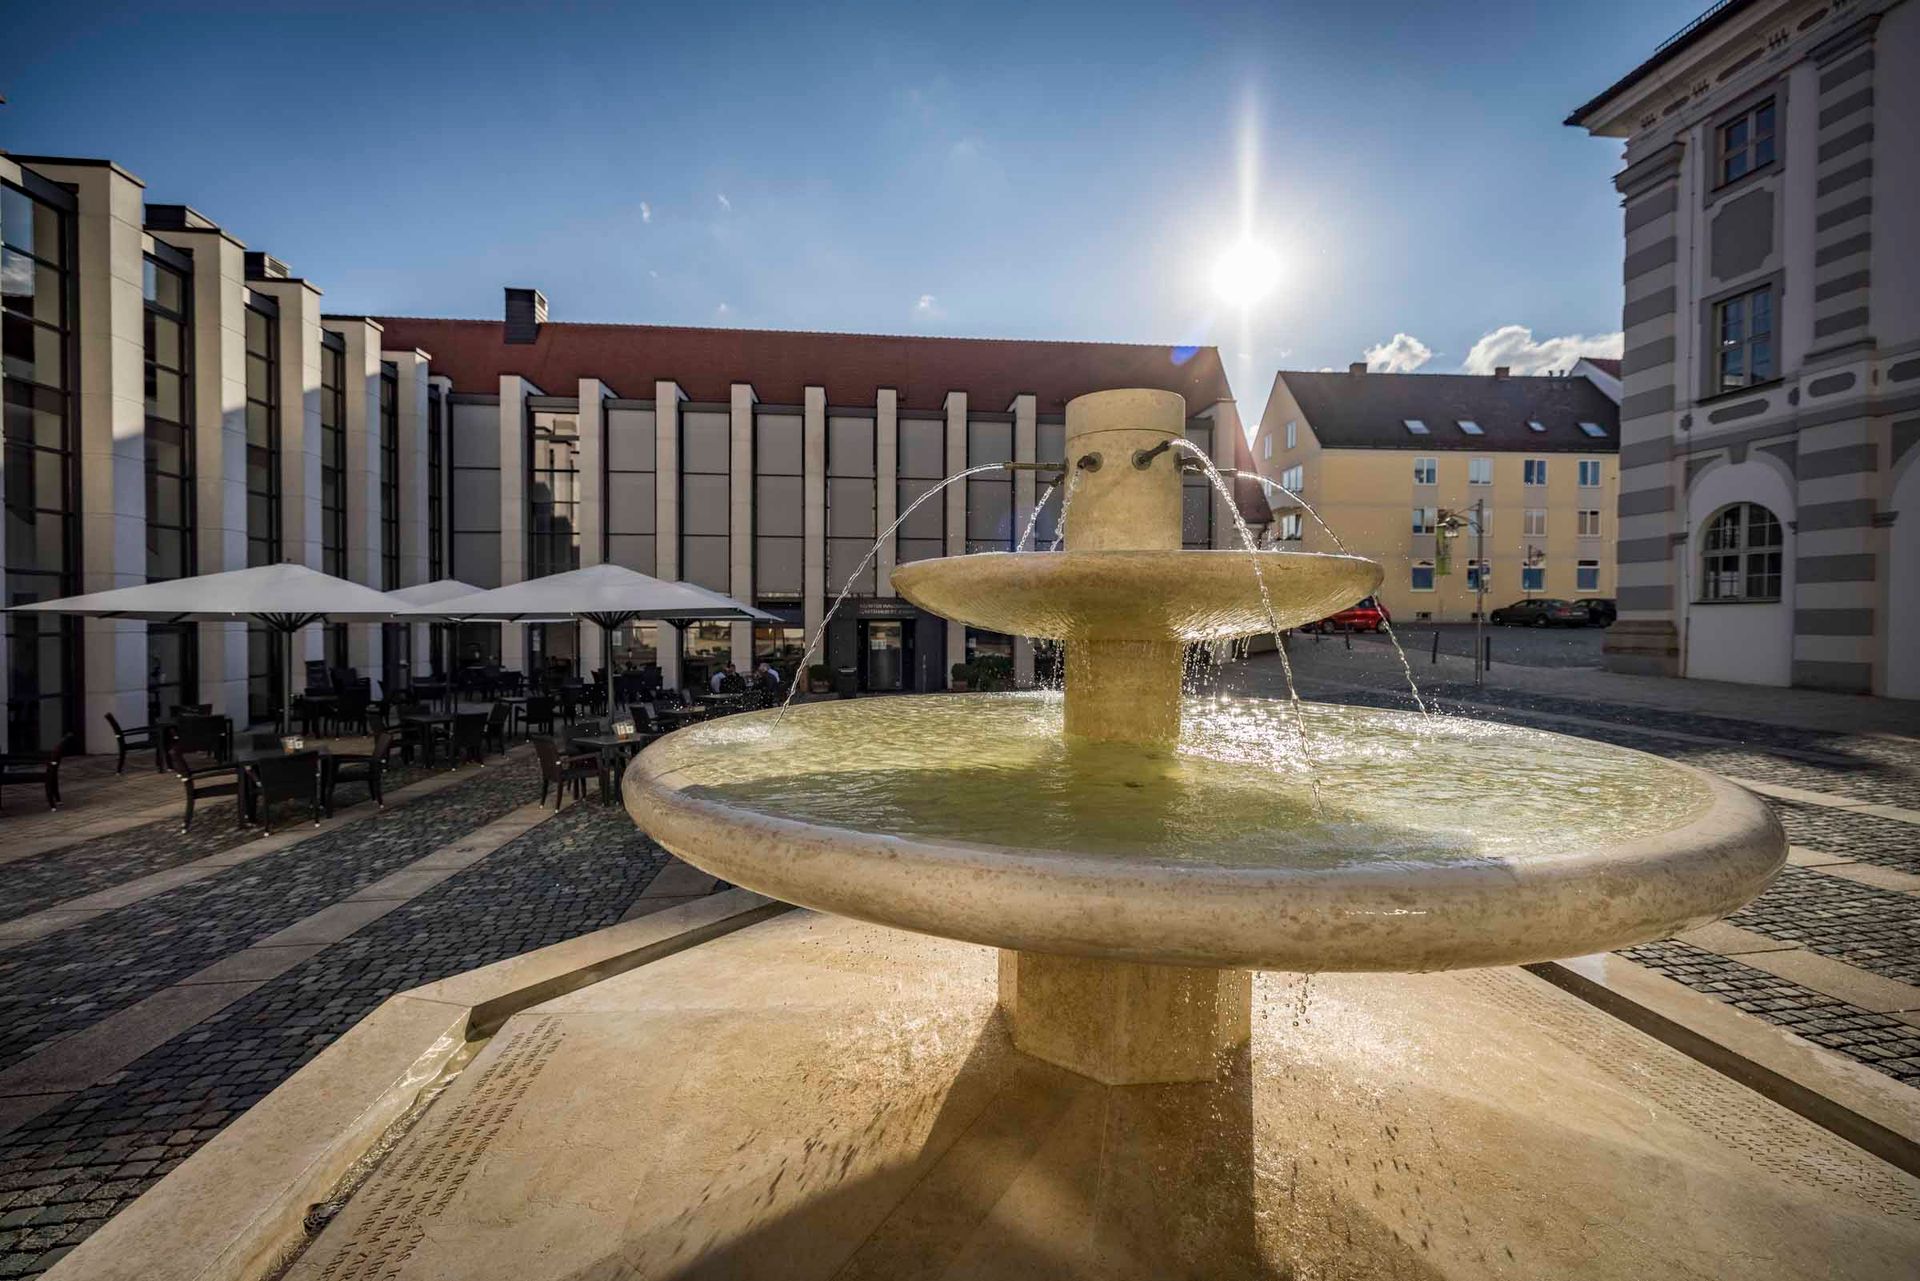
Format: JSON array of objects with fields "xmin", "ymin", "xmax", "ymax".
[
  {"xmin": 1579, "ymin": 509, "xmax": 1603, "ymax": 537},
  {"xmin": 1465, "ymin": 560, "xmax": 1491, "ymax": 592},
  {"xmin": 529, "ymin": 410, "xmax": 580, "ymax": 579},
  {"xmin": 1278, "ymin": 464, "xmax": 1304, "ymax": 493},
  {"xmin": 1524, "ymin": 509, "xmax": 1547, "ymax": 538},
  {"xmin": 1468, "ymin": 457, "xmax": 1491, "ymax": 485},
  {"xmin": 606, "ymin": 405, "xmax": 656, "ymax": 573},
  {"xmin": 1457, "ymin": 420, "xmax": 1483, "ymax": 436},
  {"xmin": 896, "ymin": 416, "xmax": 947, "ymax": 565},
  {"xmin": 1261, "ymin": 434, "xmax": 1272, "ymax": 459},
  {"xmin": 5, "ymin": 180, "xmax": 79, "ymax": 749},
  {"xmin": 243, "ymin": 300, "xmax": 281, "ymax": 725},
  {"xmin": 753, "ymin": 410, "xmax": 803, "ymax": 594},
  {"xmin": 966, "ymin": 417, "xmax": 1014, "ymax": 554},
  {"xmin": 1701, "ymin": 502, "xmax": 1783, "ymax": 601},
  {"xmin": 1527, "ymin": 420, "xmax": 1547, "ymax": 434},
  {"xmin": 145, "ymin": 253, "xmax": 198, "ymax": 718},
  {"xmin": 427, "ymin": 387, "xmax": 445, "ymax": 579},
  {"xmin": 1524, "ymin": 458, "xmax": 1548, "ymax": 486},
  {"xmin": 827, "ymin": 414, "xmax": 877, "ymax": 594},
  {"xmin": 319, "ymin": 337, "xmax": 347, "ymax": 578},
  {"xmin": 1578, "ymin": 421, "xmax": 1607, "ymax": 439},
  {"xmin": 680, "ymin": 410, "xmax": 729, "ymax": 590},
  {"xmin": 1411, "ymin": 561, "xmax": 1435, "ymax": 591},
  {"xmin": 1522, "ymin": 565, "xmax": 1545, "ymax": 592},
  {"xmin": 1578, "ymin": 459, "xmax": 1602, "ymax": 488},
  {"xmin": 1412, "ymin": 506, "xmax": 1437, "ymax": 535},
  {"xmin": 1403, "ymin": 419, "xmax": 1429, "ymax": 436},
  {"xmin": 380, "ymin": 363, "xmax": 399, "ymax": 590},
  {"xmin": 1284, "ymin": 420, "xmax": 1297, "ymax": 450},
  {"xmin": 1277, "ymin": 512, "xmax": 1303, "ymax": 541},
  {"xmin": 1577, "ymin": 560, "xmax": 1601, "ymax": 592},
  {"xmin": 1718, "ymin": 98, "xmax": 1776, "ymax": 186},
  {"xmin": 1713, "ymin": 285, "xmax": 1776, "ymax": 393},
  {"xmin": 1412, "ymin": 456, "xmax": 1436, "ymax": 485}
]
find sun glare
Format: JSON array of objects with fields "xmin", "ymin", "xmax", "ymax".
[{"xmin": 1211, "ymin": 238, "xmax": 1283, "ymax": 308}]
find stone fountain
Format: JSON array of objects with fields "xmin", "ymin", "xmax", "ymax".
[{"xmin": 626, "ymin": 388, "xmax": 1786, "ymax": 1087}]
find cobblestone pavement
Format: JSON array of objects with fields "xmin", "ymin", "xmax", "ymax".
[
  {"xmin": 0, "ymin": 760, "xmax": 441, "ymax": 925},
  {"xmin": 1730, "ymin": 866, "xmax": 1920, "ymax": 986},
  {"xmin": 0, "ymin": 760, "xmax": 535, "ymax": 1075},
  {"xmin": 1619, "ymin": 939, "xmax": 1920, "ymax": 1083},
  {"xmin": 1772, "ymin": 801, "xmax": 1920, "ymax": 876},
  {"xmin": 0, "ymin": 796, "xmax": 668, "ymax": 1275}
]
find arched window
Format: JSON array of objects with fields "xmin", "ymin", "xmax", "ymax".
[{"xmin": 1701, "ymin": 502, "xmax": 1783, "ymax": 601}]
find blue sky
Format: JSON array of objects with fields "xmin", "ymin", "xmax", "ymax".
[{"xmin": 3, "ymin": 0, "xmax": 1704, "ymax": 416}]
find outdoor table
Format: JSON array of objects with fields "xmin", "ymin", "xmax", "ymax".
[
  {"xmin": 656, "ymin": 705, "xmax": 707, "ymax": 728},
  {"xmin": 155, "ymin": 714, "xmax": 235, "ymax": 768},
  {"xmin": 570, "ymin": 732, "xmax": 649, "ymax": 804},
  {"xmin": 399, "ymin": 709, "xmax": 456, "ymax": 766},
  {"xmin": 493, "ymin": 694, "xmax": 532, "ymax": 738}
]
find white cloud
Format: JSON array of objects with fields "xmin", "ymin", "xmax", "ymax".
[
  {"xmin": 1363, "ymin": 333, "xmax": 1433, "ymax": 373},
  {"xmin": 915, "ymin": 293, "xmax": 937, "ymax": 312},
  {"xmin": 639, "ymin": 201, "xmax": 651, "ymax": 224},
  {"xmin": 716, "ymin": 193, "xmax": 732, "ymax": 213},
  {"xmin": 1461, "ymin": 325, "xmax": 1623, "ymax": 376},
  {"xmin": 715, "ymin": 302, "xmax": 731, "ymax": 317}
]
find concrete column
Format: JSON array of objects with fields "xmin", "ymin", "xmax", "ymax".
[
  {"xmin": 1011, "ymin": 393, "xmax": 1037, "ymax": 685},
  {"xmin": 498, "ymin": 375, "xmax": 536, "ymax": 673},
  {"xmin": 32, "ymin": 162, "xmax": 147, "ymax": 751},
  {"xmin": 802, "ymin": 387, "xmax": 827, "ymax": 642},
  {"xmin": 417, "ymin": 376, "xmax": 453, "ymax": 676},
  {"xmin": 875, "ymin": 389, "xmax": 898, "ymax": 596},
  {"xmin": 331, "ymin": 319, "xmax": 385, "ymax": 679},
  {"xmin": 654, "ymin": 380, "xmax": 684, "ymax": 689},
  {"xmin": 153, "ymin": 222, "xmax": 249, "ymax": 723},
  {"xmin": 384, "ymin": 349, "xmax": 431, "ymax": 683},
  {"xmin": 944, "ymin": 391, "xmax": 968, "ymax": 683},
  {"xmin": 729, "ymin": 383, "xmax": 757, "ymax": 668}
]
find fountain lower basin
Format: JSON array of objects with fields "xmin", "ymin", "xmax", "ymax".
[{"xmin": 624, "ymin": 692, "xmax": 1785, "ymax": 973}]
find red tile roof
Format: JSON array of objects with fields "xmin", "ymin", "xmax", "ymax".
[
  {"xmin": 1581, "ymin": 357, "xmax": 1622, "ymax": 377},
  {"xmin": 372, "ymin": 316, "xmax": 1233, "ymax": 414},
  {"xmin": 374, "ymin": 315, "xmax": 1269, "ymax": 523}
]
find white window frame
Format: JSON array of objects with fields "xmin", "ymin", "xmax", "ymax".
[
  {"xmin": 1523, "ymin": 509, "xmax": 1547, "ymax": 538},
  {"xmin": 1524, "ymin": 458, "xmax": 1548, "ymax": 486},
  {"xmin": 1521, "ymin": 564, "xmax": 1545, "ymax": 592},
  {"xmin": 1576, "ymin": 560, "xmax": 1600, "ymax": 592},
  {"xmin": 1413, "ymin": 456, "xmax": 1436, "ymax": 485},
  {"xmin": 1578, "ymin": 509, "xmax": 1602, "ymax": 537},
  {"xmin": 1411, "ymin": 560, "xmax": 1436, "ymax": 592},
  {"xmin": 1412, "ymin": 506, "xmax": 1437, "ymax": 535},
  {"xmin": 1285, "ymin": 420, "xmax": 1297, "ymax": 450},
  {"xmin": 1578, "ymin": 459, "xmax": 1602, "ymax": 488},
  {"xmin": 1468, "ymin": 457, "xmax": 1492, "ymax": 485}
]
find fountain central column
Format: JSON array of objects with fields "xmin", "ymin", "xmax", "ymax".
[{"xmin": 999, "ymin": 388, "xmax": 1252, "ymax": 1085}]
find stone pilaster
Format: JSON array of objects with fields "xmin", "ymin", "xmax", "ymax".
[
  {"xmin": 875, "ymin": 389, "xmax": 899, "ymax": 596},
  {"xmin": 329, "ymin": 318, "xmax": 385, "ymax": 678},
  {"xmin": 730, "ymin": 383, "xmax": 757, "ymax": 668},
  {"xmin": 654, "ymin": 380, "xmax": 684, "ymax": 689},
  {"xmin": 497, "ymin": 375, "xmax": 537, "ymax": 673},
  {"xmin": 1011, "ymin": 393, "xmax": 1037, "ymax": 685},
  {"xmin": 944, "ymin": 391, "xmax": 968, "ymax": 683},
  {"xmin": 802, "ymin": 387, "xmax": 828, "ymax": 645}
]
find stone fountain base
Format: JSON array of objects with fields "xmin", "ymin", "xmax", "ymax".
[{"xmin": 272, "ymin": 909, "xmax": 1919, "ymax": 1281}]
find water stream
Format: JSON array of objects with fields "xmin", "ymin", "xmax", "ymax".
[
  {"xmin": 1249, "ymin": 474, "xmax": 1429, "ymax": 716},
  {"xmin": 1016, "ymin": 479, "xmax": 1059, "ymax": 553},
  {"xmin": 774, "ymin": 462, "xmax": 1011, "ymax": 723},
  {"xmin": 1168, "ymin": 438, "xmax": 1324, "ymax": 813}
]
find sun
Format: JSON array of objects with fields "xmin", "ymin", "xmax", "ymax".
[{"xmin": 1210, "ymin": 238, "xmax": 1283, "ymax": 308}]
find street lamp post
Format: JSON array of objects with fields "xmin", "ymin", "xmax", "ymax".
[{"xmin": 1440, "ymin": 500, "xmax": 1489, "ymax": 688}]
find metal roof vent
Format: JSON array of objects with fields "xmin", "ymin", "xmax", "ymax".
[{"xmin": 505, "ymin": 287, "xmax": 548, "ymax": 345}]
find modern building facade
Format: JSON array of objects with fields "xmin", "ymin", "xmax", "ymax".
[
  {"xmin": 1250, "ymin": 366, "xmax": 1621, "ymax": 623},
  {"xmin": 1, "ymin": 151, "xmax": 1265, "ymax": 753},
  {"xmin": 1568, "ymin": 0, "xmax": 1918, "ymax": 695}
]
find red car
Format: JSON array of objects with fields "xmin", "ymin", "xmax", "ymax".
[{"xmin": 1304, "ymin": 596, "xmax": 1390, "ymax": 633}]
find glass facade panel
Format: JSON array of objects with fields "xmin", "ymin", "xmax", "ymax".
[
  {"xmin": 965, "ymin": 418, "xmax": 1013, "ymax": 553},
  {"xmin": 380, "ymin": 362, "xmax": 399, "ymax": 589},
  {"xmin": 3, "ymin": 180, "xmax": 79, "ymax": 749},
  {"xmin": 427, "ymin": 386, "xmax": 445, "ymax": 580},
  {"xmin": 449, "ymin": 400, "xmax": 501, "ymax": 587},
  {"xmin": 319, "ymin": 337, "xmax": 347, "ymax": 578},
  {"xmin": 827, "ymin": 414, "xmax": 875, "ymax": 595},
  {"xmin": 896, "ymin": 416, "xmax": 947, "ymax": 565},
  {"xmin": 679, "ymin": 410, "xmax": 729, "ymax": 590},
  {"xmin": 145, "ymin": 253, "xmax": 197, "ymax": 716},
  {"xmin": 754, "ymin": 411, "xmax": 802, "ymax": 594},
  {"xmin": 606, "ymin": 405, "xmax": 656, "ymax": 573}
]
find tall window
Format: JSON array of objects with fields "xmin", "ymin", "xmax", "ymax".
[
  {"xmin": 966, "ymin": 416, "xmax": 1014, "ymax": 553},
  {"xmin": 1466, "ymin": 560, "xmax": 1490, "ymax": 592},
  {"xmin": 448, "ymin": 399, "xmax": 502, "ymax": 588},
  {"xmin": 1578, "ymin": 509, "xmax": 1603, "ymax": 537},
  {"xmin": 1412, "ymin": 456, "xmax": 1436, "ymax": 485},
  {"xmin": 1261, "ymin": 434, "xmax": 1272, "ymax": 460},
  {"xmin": 1578, "ymin": 459, "xmax": 1602, "ymax": 488},
  {"xmin": 427, "ymin": 386, "xmax": 444, "ymax": 580},
  {"xmin": 528, "ymin": 410, "xmax": 580, "ymax": 579},
  {"xmin": 1277, "ymin": 464, "xmax": 1303, "ymax": 493},
  {"xmin": 1522, "ymin": 565, "xmax": 1545, "ymax": 592},
  {"xmin": 679, "ymin": 408, "xmax": 729, "ymax": 589},
  {"xmin": 1523, "ymin": 458, "xmax": 1548, "ymax": 486},
  {"xmin": 1284, "ymin": 420, "xmax": 1297, "ymax": 450},
  {"xmin": 1577, "ymin": 560, "xmax": 1601, "ymax": 592},
  {"xmin": 319, "ymin": 336, "xmax": 347, "ymax": 578},
  {"xmin": 244, "ymin": 299, "xmax": 281, "ymax": 724},
  {"xmin": 144, "ymin": 252, "xmax": 197, "ymax": 716},
  {"xmin": 1277, "ymin": 512, "xmax": 1303, "ymax": 541},
  {"xmin": 1701, "ymin": 502, "xmax": 1783, "ymax": 602},
  {"xmin": 605, "ymin": 403, "xmax": 656, "ymax": 572},
  {"xmin": 897, "ymin": 414, "xmax": 946, "ymax": 564},
  {"xmin": 1411, "ymin": 506, "xmax": 1437, "ymax": 535},
  {"xmin": 379, "ymin": 362, "xmax": 399, "ymax": 589},
  {"xmin": 754, "ymin": 408, "xmax": 803, "ymax": 598},
  {"xmin": 1713, "ymin": 285, "xmax": 1775, "ymax": 392},
  {"xmin": 827, "ymin": 413, "xmax": 876, "ymax": 593},
  {"xmin": 1524, "ymin": 509, "xmax": 1547, "ymax": 538},
  {"xmin": 1718, "ymin": 99, "xmax": 1776, "ymax": 186},
  {"xmin": 1410, "ymin": 561, "xmax": 1435, "ymax": 591},
  {"xmin": 4, "ymin": 179, "xmax": 80, "ymax": 750},
  {"xmin": 1468, "ymin": 457, "xmax": 1492, "ymax": 485}
]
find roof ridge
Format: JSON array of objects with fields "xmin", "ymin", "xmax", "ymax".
[{"xmin": 372, "ymin": 314, "xmax": 1219, "ymax": 353}]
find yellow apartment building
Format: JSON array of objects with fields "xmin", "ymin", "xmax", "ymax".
[{"xmin": 1250, "ymin": 364, "xmax": 1621, "ymax": 623}]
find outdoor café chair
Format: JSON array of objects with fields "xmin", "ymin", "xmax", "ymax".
[
  {"xmin": 174, "ymin": 713, "xmax": 232, "ymax": 763},
  {"xmin": 531, "ymin": 736, "xmax": 600, "ymax": 811},
  {"xmin": 243, "ymin": 752, "xmax": 323, "ymax": 833},
  {"xmin": 0, "ymin": 738, "xmax": 71, "ymax": 812},
  {"xmin": 516, "ymin": 694, "xmax": 557, "ymax": 738},
  {"xmin": 105, "ymin": 712, "xmax": 158, "ymax": 774},
  {"xmin": 326, "ymin": 731, "xmax": 394, "ymax": 814},
  {"xmin": 484, "ymin": 701, "xmax": 512, "ymax": 754},
  {"xmin": 451, "ymin": 711, "xmax": 490, "ymax": 765},
  {"xmin": 170, "ymin": 743, "xmax": 243, "ymax": 833}
]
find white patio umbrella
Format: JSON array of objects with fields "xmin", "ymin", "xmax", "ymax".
[
  {"xmin": 8, "ymin": 563, "xmax": 400, "ymax": 733},
  {"xmin": 399, "ymin": 563, "xmax": 777, "ymax": 716},
  {"xmin": 384, "ymin": 580, "xmax": 486, "ymax": 707}
]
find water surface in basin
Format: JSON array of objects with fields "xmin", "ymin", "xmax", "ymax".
[{"xmin": 654, "ymin": 693, "xmax": 1713, "ymax": 871}]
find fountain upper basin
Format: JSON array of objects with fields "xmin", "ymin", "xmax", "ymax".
[
  {"xmin": 623, "ymin": 693, "xmax": 1786, "ymax": 972},
  {"xmin": 891, "ymin": 549, "xmax": 1383, "ymax": 640}
]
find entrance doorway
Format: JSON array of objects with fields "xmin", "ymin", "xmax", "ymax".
[{"xmin": 859, "ymin": 620, "xmax": 911, "ymax": 692}]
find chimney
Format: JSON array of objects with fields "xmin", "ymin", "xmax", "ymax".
[
  {"xmin": 1493, "ymin": 366, "xmax": 1511, "ymax": 379},
  {"xmin": 505, "ymin": 287, "xmax": 548, "ymax": 345},
  {"xmin": 1348, "ymin": 361, "xmax": 1367, "ymax": 375},
  {"xmin": 244, "ymin": 251, "xmax": 290, "ymax": 280}
]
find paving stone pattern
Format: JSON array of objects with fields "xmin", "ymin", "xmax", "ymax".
[
  {"xmin": 1772, "ymin": 801, "xmax": 1920, "ymax": 876},
  {"xmin": 1619, "ymin": 939, "xmax": 1920, "ymax": 1084},
  {"xmin": 1730, "ymin": 866, "xmax": 1920, "ymax": 986},
  {"xmin": 0, "ymin": 799, "xmax": 668, "ymax": 1276},
  {"xmin": 0, "ymin": 761, "xmax": 534, "ymax": 1075},
  {"xmin": 0, "ymin": 761, "xmax": 441, "ymax": 925}
]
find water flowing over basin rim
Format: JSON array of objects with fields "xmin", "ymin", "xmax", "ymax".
[
  {"xmin": 623, "ymin": 699, "xmax": 1787, "ymax": 973},
  {"xmin": 890, "ymin": 549, "xmax": 1385, "ymax": 641}
]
